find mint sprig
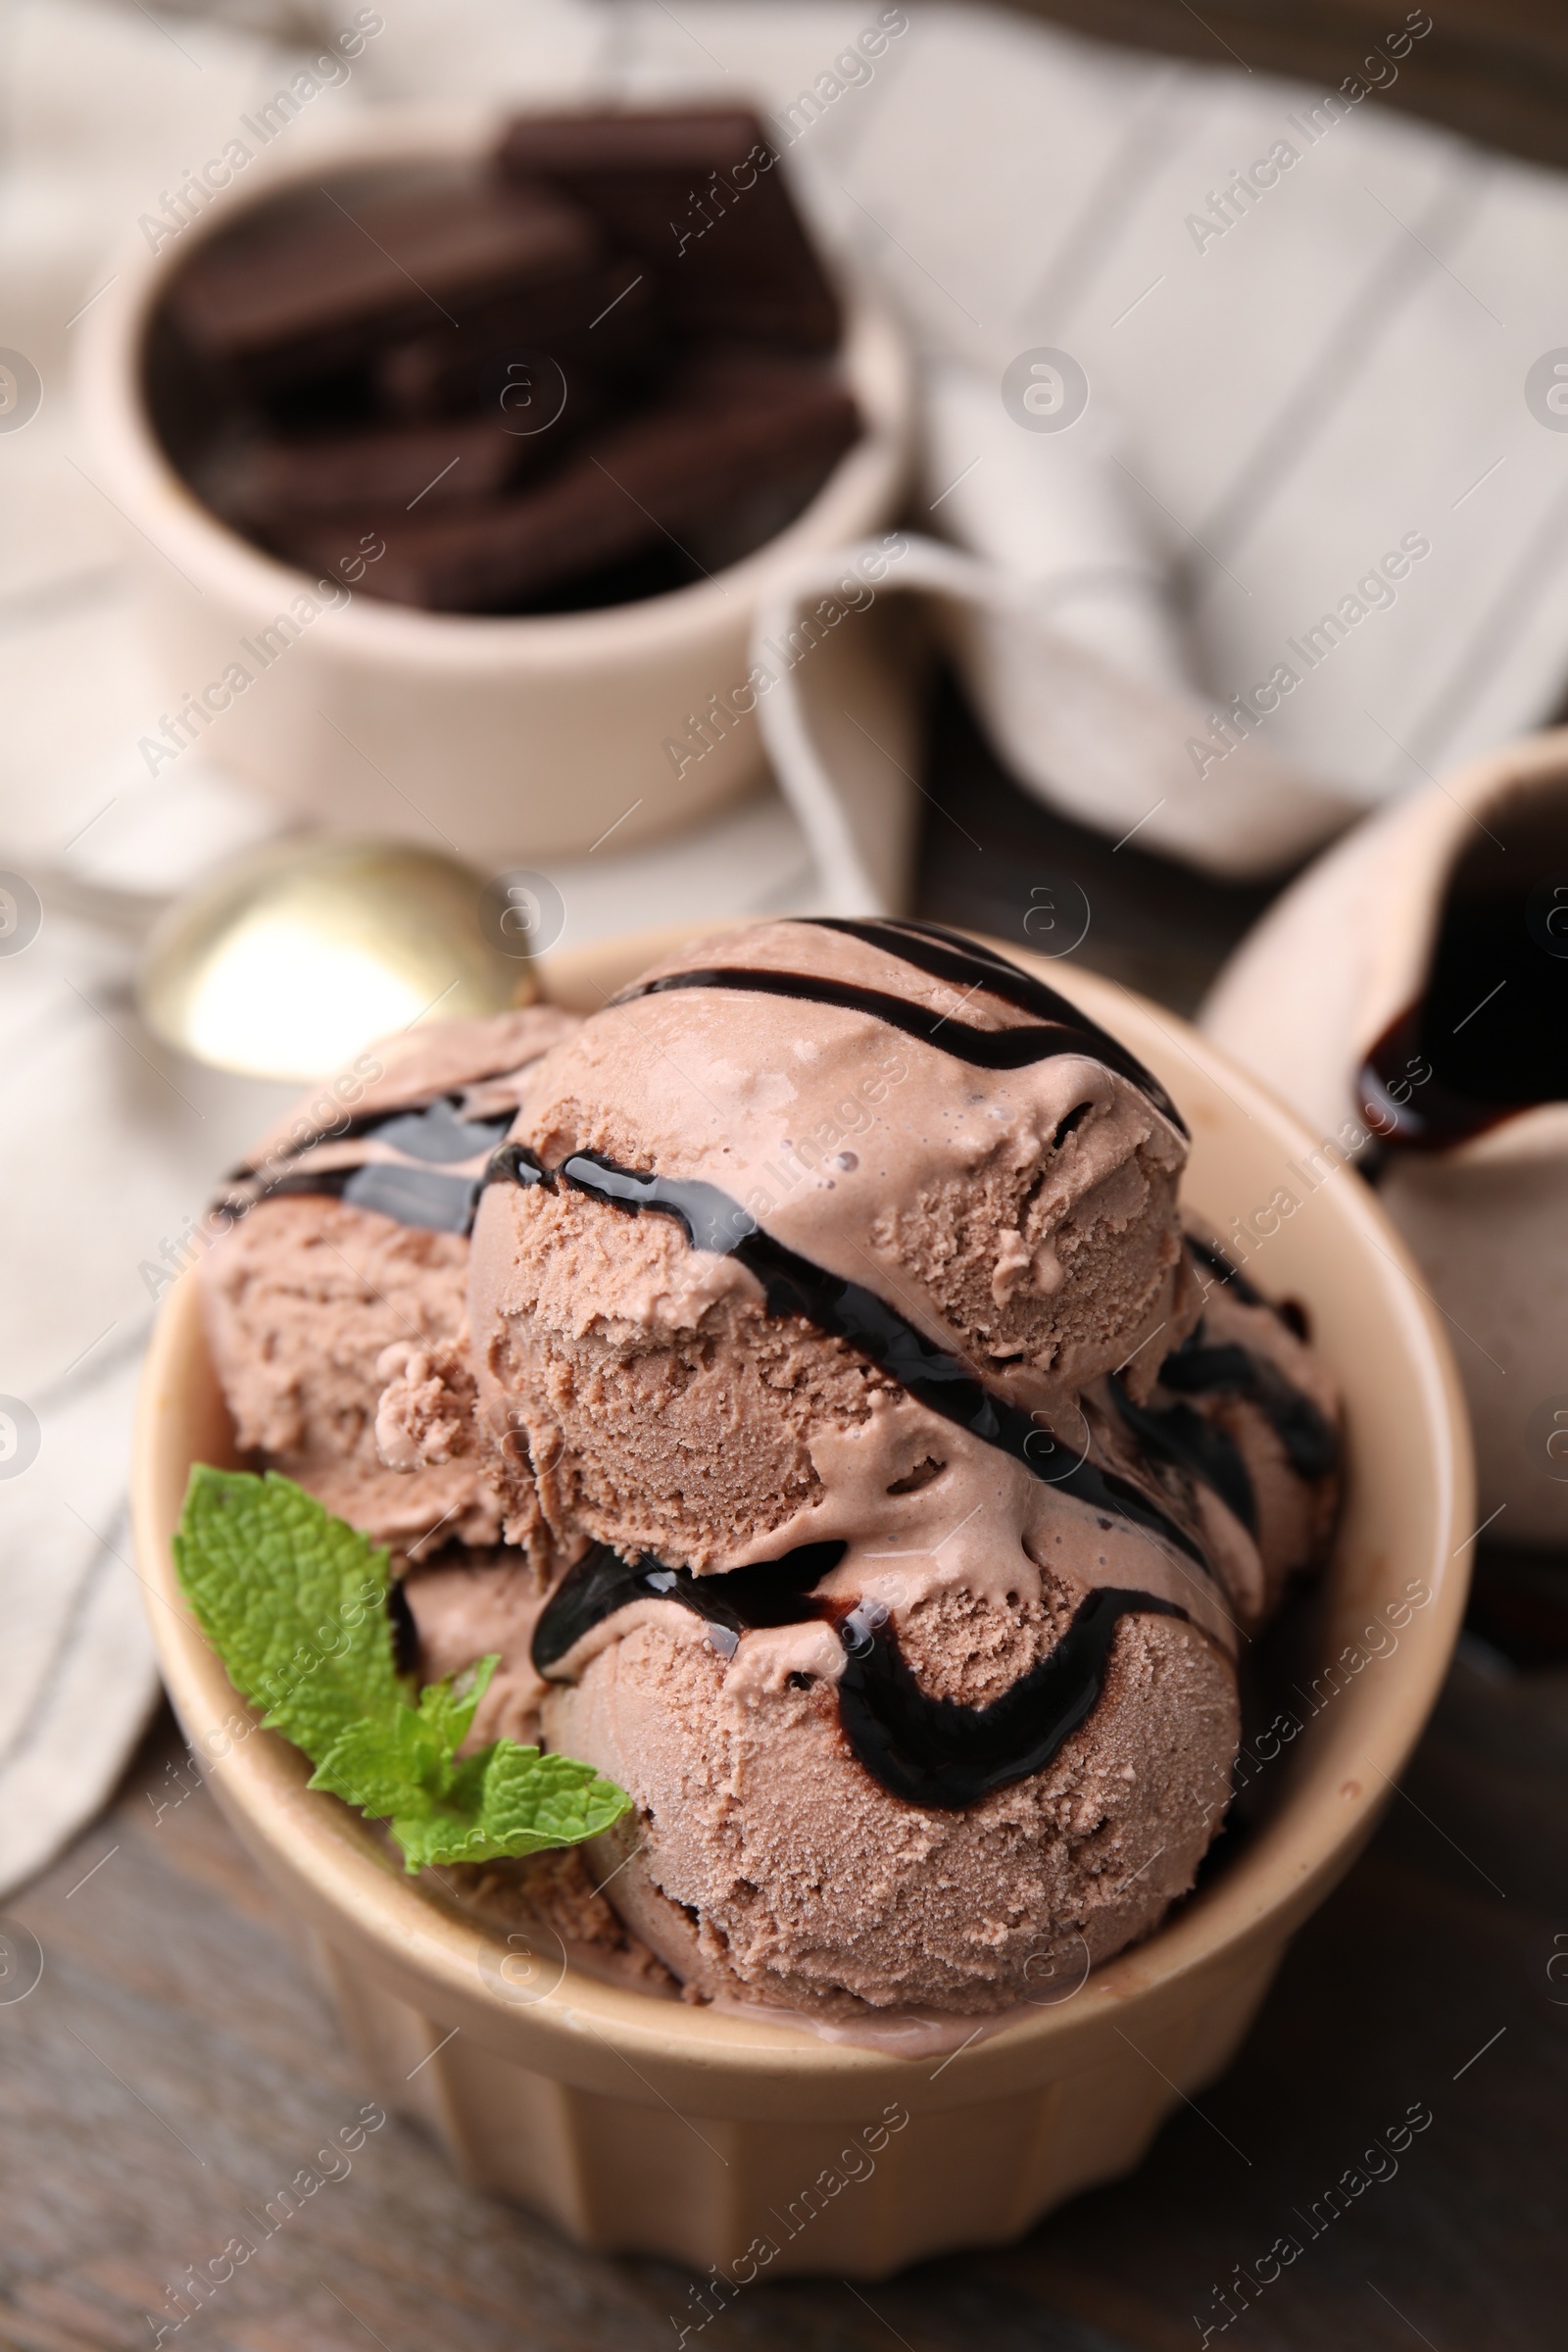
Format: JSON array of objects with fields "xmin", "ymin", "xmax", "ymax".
[{"xmin": 173, "ymin": 1466, "xmax": 629, "ymax": 1873}]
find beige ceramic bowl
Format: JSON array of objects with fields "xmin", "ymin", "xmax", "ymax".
[
  {"xmin": 131, "ymin": 929, "xmax": 1473, "ymax": 2278},
  {"xmin": 78, "ymin": 108, "xmax": 914, "ymax": 868}
]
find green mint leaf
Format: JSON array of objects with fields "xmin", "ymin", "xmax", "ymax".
[
  {"xmin": 391, "ymin": 1742, "xmax": 630, "ymax": 1872},
  {"xmin": 313, "ymin": 1706, "xmax": 629, "ymax": 1873},
  {"xmin": 173, "ymin": 1466, "xmax": 399, "ymax": 1758},
  {"xmin": 309, "ymin": 1712, "xmax": 442, "ymax": 1821},
  {"xmin": 173, "ymin": 1466, "xmax": 630, "ymax": 1875},
  {"xmin": 413, "ymin": 1653, "xmax": 497, "ymax": 1761},
  {"xmin": 308, "ymin": 1662, "xmax": 498, "ymax": 1815}
]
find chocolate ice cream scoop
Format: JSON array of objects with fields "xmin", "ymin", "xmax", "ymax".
[
  {"xmin": 452, "ymin": 921, "xmax": 1341, "ymax": 2021},
  {"xmin": 200, "ymin": 1006, "xmax": 577, "ymax": 1565}
]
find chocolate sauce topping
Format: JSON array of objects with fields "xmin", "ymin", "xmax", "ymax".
[
  {"xmin": 234, "ymin": 1094, "xmax": 514, "ymax": 1236},
  {"xmin": 491, "ymin": 963, "xmax": 1338, "ymax": 1814},
  {"xmin": 1157, "ymin": 1325, "xmax": 1338, "ymax": 1485},
  {"xmin": 612, "ymin": 918, "xmax": 1186, "ymax": 1130},
  {"xmin": 1359, "ymin": 812, "xmax": 1568, "ymax": 1149},
  {"xmin": 531, "ymin": 1540, "xmax": 848, "ymax": 1672},
  {"xmin": 536, "ymin": 1148, "xmax": 1211, "ymax": 1570},
  {"xmin": 798, "ymin": 917, "xmax": 1187, "ymax": 1134},
  {"xmin": 365, "ymin": 1097, "xmax": 513, "ymax": 1165},
  {"xmin": 622, "ymin": 961, "xmax": 1132, "ymax": 1073},
  {"xmin": 340, "ymin": 1156, "xmax": 501, "ymax": 1232},
  {"xmin": 231, "ymin": 1076, "xmax": 520, "ymax": 1178},
  {"xmin": 1185, "ymin": 1233, "xmax": 1266, "ymax": 1308},
  {"xmin": 835, "ymin": 1585, "xmax": 1190, "ymax": 1807},
  {"xmin": 1109, "ymin": 1375, "xmax": 1257, "ymax": 1534},
  {"xmin": 530, "ymin": 1539, "xmax": 1190, "ymax": 1810}
]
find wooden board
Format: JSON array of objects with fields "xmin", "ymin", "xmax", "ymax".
[{"xmin": 1006, "ymin": 0, "xmax": 1568, "ymax": 172}]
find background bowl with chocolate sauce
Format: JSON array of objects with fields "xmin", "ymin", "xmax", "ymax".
[
  {"xmin": 132, "ymin": 928, "xmax": 1472, "ymax": 2278},
  {"xmin": 78, "ymin": 106, "xmax": 914, "ymax": 868},
  {"xmin": 1205, "ymin": 726, "xmax": 1568, "ymax": 1552}
]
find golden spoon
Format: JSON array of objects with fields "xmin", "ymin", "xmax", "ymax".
[{"xmin": 137, "ymin": 835, "xmax": 540, "ymax": 1082}]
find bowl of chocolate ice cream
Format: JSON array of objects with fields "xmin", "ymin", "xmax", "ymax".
[
  {"xmin": 80, "ymin": 107, "xmax": 913, "ymax": 867},
  {"xmin": 132, "ymin": 920, "xmax": 1472, "ymax": 2276}
]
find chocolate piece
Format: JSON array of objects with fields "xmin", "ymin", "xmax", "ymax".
[
  {"xmin": 498, "ymin": 110, "xmax": 840, "ymax": 350},
  {"xmin": 276, "ymin": 357, "xmax": 858, "ymax": 611},
  {"xmin": 376, "ymin": 255, "xmax": 661, "ymax": 418},
  {"xmin": 167, "ymin": 170, "xmax": 601, "ymax": 389},
  {"xmin": 151, "ymin": 113, "xmax": 861, "ymax": 616},
  {"xmin": 216, "ymin": 416, "xmax": 539, "ymax": 530}
]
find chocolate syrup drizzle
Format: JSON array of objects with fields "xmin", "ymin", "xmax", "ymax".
[
  {"xmin": 800, "ymin": 917, "xmax": 1187, "ymax": 1133},
  {"xmin": 1106, "ymin": 1308, "xmax": 1337, "ymax": 1536},
  {"xmin": 500, "ymin": 1142, "xmax": 1210, "ymax": 1571},
  {"xmin": 1186, "ymin": 1233, "xmax": 1265, "ymax": 1307},
  {"xmin": 530, "ymin": 1537, "xmax": 1190, "ymax": 1810},
  {"xmin": 531, "ymin": 1540, "xmax": 849, "ymax": 1670},
  {"xmin": 234, "ymin": 1094, "xmax": 514, "ymax": 1235},
  {"xmin": 1157, "ymin": 1324, "xmax": 1337, "ymax": 1486},
  {"xmin": 1109, "ymin": 1372, "xmax": 1257, "ymax": 1534},
  {"xmin": 836, "ymin": 1585, "xmax": 1189, "ymax": 1807},
  {"xmin": 613, "ymin": 916, "xmax": 1187, "ymax": 1134}
]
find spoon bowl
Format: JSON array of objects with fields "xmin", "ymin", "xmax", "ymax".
[{"xmin": 137, "ymin": 834, "xmax": 536, "ymax": 1082}]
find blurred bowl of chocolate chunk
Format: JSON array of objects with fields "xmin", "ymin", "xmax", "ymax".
[{"xmin": 79, "ymin": 106, "xmax": 913, "ymax": 866}]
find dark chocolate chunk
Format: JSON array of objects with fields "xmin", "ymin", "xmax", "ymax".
[
  {"xmin": 277, "ymin": 355, "xmax": 858, "ymax": 611},
  {"xmin": 166, "ymin": 168, "xmax": 601, "ymax": 388},
  {"xmin": 498, "ymin": 110, "xmax": 840, "ymax": 350},
  {"xmin": 150, "ymin": 114, "xmax": 860, "ymax": 617},
  {"xmin": 216, "ymin": 415, "xmax": 539, "ymax": 530},
  {"xmin": 375, "ymin": 255, "xmax": 661, "ymax": 418}
]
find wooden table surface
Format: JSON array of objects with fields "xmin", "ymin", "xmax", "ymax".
[
  {"xmin": 1011, "ymin": 0, "xmax": 1568, "ymax": 173},
  {"xmin": 3, "ymin": 685, "xmax": 1562, "ymax": 2350},
  {"xmin": 2, "ymin": 1652, "xmax": 1557, "ymax": 2352}
]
